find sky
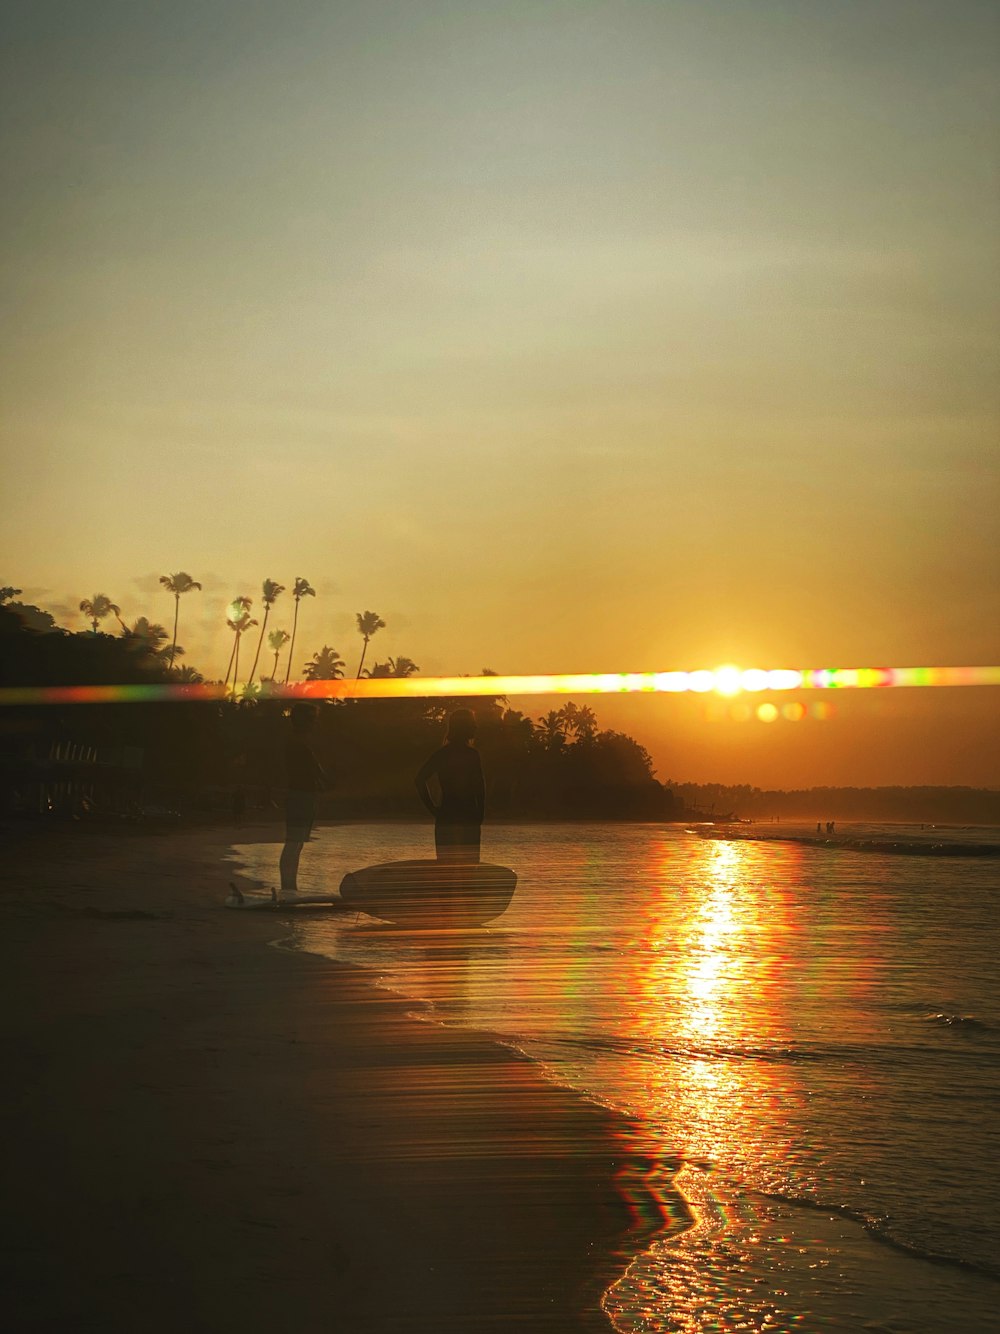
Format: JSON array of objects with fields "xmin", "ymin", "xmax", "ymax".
[{"xmin": 2, "ymin": 0, "xmax": 998, "ymax": 788}]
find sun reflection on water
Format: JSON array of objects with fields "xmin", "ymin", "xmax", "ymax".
[
  {"xmin": 622, "ymin": 839, "xmax": 800, "ymax": 1156},
  {"xmin": 604, "ymin": 838, "xmax": 813, "ymax": 1332}
]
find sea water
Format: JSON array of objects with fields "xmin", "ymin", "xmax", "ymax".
[{"xmin": 233, "ymin": 824, "xmax": 1000, "ymax": 1332}]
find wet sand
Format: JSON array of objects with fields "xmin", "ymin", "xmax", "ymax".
[{"xmin": 1, "ymin": 823, "xmax": 651, "ymax": 1332}]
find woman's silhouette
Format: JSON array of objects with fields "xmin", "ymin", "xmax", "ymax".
[{"xmin": 415, "ymin": 708, "xmax": 485, "ymax": 863}]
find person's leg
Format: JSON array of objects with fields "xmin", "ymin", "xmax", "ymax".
[
  {"xmin": 279, "ymin": 839, "xmax": 304, "ymax": 893},
  {"xmin": 281, "ymin": 792, "xmax": 317, "ymax": 894}
]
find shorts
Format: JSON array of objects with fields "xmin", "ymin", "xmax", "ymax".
[{"xmin": 285, "ymin": 790, "xmax": 317, "ymax": 843}]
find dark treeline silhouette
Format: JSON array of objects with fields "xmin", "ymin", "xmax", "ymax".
[
  {"xmin": 321, "ymin": 686, "xmax": 673, "ymax": 822},
  {"xmin": 6, "ymin": 587, "xmax": 993, "ymax": 827},
  {"xmin": 0, "ymin": 589, "xmax": 679, "ymax": 822},
  {"xmin": 672, "ymin": 782, "xmax": 1000, "ymax": 825}
]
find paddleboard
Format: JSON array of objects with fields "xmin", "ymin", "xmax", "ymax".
[
  {"xmin": 224, "ymin": 884, "xmax": 352, "ymax": 912},
  {"xmin": 339, "ymin": 860, "xmax": 516, "ymax": 926}
]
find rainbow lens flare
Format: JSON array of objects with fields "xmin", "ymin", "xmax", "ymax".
[{"xmin": 0, "ymin": 665, "xmax": 997, "ymax": 706}]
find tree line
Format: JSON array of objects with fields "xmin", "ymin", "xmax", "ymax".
[{"xmin": 0, "ymin": 582, "xmax": 681, "ymax": 822}]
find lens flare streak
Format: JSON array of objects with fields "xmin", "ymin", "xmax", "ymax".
[{"xmin": 0, "ymin": 664, "xmax": 997, "ymax": 706}]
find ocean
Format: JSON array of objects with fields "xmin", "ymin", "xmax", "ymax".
[{"xmin": 233, "ymin": 823, "xmax": 1000, "ymax": 1333}]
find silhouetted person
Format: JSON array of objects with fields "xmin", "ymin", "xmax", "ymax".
[
  {"xmin": 279, "ymin": 704, "xmax": 326, "ymax": 898},
  {"xmin": 415, "ymin": 708, "xmax": 485, "ymax": 864}
]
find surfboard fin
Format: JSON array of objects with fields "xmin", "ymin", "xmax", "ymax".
[{"xmin": 226, "ymin": 882, "xmax": 245, "ymax": 907}]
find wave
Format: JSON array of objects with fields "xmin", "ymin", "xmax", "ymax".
[
  {"xmin": 921, "ymin": 1011, "xmax": 991, "ymax": 1031},
  {"xmin": 526, "ymin": 1030, "xmax": 1000, "ymax": 1072},
  {"xmin": 757, "ymin": 1186, "xmax": 1000, "ymax": 1283},
  {"xmin": 827, "ymin": 838, "xmax": 1000, "ymax": 857}
]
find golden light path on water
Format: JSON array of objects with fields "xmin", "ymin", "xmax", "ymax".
[
  {"xmin": 594, "ymin": 837, "xmax": 924, "ymax": 1332},
  {"xmin": 1, "ymin": 663, "xmax": 998, "ymax": 706},
  {"xmin": 602, "ymin": 838, "xmax": 807, "ymax": 1332}
]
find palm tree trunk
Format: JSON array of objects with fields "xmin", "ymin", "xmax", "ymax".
[
  {"xmin": 356, "ymin": 636, "xmax": 369, "ymax": 678},
  {"xmin": 232, "ymin": 633, "xmax": 241, "ymax": 699},
  {"xmin": 248, "ymin": 608, "xmax": 268, "ymax": 684},
  {"xmin": 223, "ymin": 635, "xmax": 238, "ymax": 691},
  {"xmin": 271, "ymin": 649, "xmax": 280, "ymax": 680},
  {"xmin": 168, "ymin": 594, "xmax": 180, "ymax": 670},
  {"xmin": 285, "ymin": 600, "xmax": 300, "ymax": 685}
]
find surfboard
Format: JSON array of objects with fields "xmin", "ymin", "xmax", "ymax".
[
  {"xmin": 338, "ymin": 860, "xmax": 516, "ymax": 926},
  {"xmin": 224, "ymin": 884, "xmax": 352, "ymax": 912}
]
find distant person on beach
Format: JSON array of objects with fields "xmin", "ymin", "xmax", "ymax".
[
  {"xmin": 279, "ymin": 704, "xmax": 327, "ymax": 898},
  {"xmin": 415, "ymin": 708, "xmax": 485, "ymax": 863}
]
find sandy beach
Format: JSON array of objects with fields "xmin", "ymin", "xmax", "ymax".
[{"xmin": 1, "ymin": 821, "xmax": 651, "ymax": 1332}]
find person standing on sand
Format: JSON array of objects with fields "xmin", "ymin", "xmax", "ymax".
[
  {"xmin": 415, "ymin": 708, "xmax": 485, "ymax": 864},
  {"xmin": 279, "ymin": 704, "xmax": 327, "ymax": 899}
]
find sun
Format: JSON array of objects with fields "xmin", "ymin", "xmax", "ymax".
[{"xmin": 714, "ymin": 664, "xmax": 744, "ymax": 697}]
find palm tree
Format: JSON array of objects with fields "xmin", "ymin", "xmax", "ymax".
[
  {"xmin": 303, "ymin": 646, "xmax": 346, "ymax": 681},
  {"xmin": 284, "ymin": 577, "xmax": 316, "ymax": 684},
  {"xmin": 247, "ymin": 578, "xmax": 285, "ymax": 684},
  {"xmin": 536, "ymin": 710, "xmax": 568, "ymax": 751},
  {"xmin": 223, "ymin": 597, "xmax": 256, "ymax": 697},
  {"xmin": 576, "ymin": 705, "xmax": 598, "ymax": 740},
  {"xmin": 228, "ymin": 612, "xmax": 258, "ymax": 698},
  {"xmin": 79, "ymin": 594, "xmax": 125, "ymax": 634},
  {"xmin": 355, "ymin": 610, "xmax": 386, "ymax": 677},
  {"xmin": 560, "ymin": 702, "xmax": 598, "ymax": 742},
  {"xmin": 158, "ymin": 572, "xmax": 202, "ymax": 670},
  {"xmin": 172, "ymin": 664, "xmax": 204, "ymax": 684},
  {"xmin": 123, "ymin": 617, "xmax": 175, "ymax": 663},
  {"xmin": 366, "ymin": 655, "xmax": 419, "ymax": 678},
  {"xmin": 267, "ymin": 628, "xmax": 290, "ymax": 680}
]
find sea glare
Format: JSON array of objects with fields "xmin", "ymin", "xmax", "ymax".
[{"xmin": 233, "ymin": 823, "xmax": 1000, "ymax": 1333}]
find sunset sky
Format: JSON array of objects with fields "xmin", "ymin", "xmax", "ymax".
[{"xmin": 3, "ymin": 1, "xmax": 998, "ymax": 788}]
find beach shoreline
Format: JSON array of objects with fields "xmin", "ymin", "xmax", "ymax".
[{"xmin": 1, "ymin": 820, "xmax": 666, "ymax": 1332}]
